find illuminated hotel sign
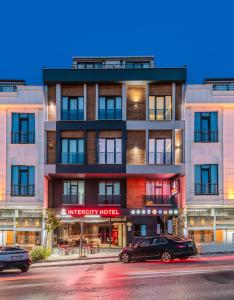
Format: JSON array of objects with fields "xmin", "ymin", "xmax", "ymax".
[{"xmin": 66, "ymin": 208, "xmax": 120, "ymax": 217}]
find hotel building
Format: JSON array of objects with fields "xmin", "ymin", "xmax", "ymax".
[
  {"xmin": 185, "ymin": 79, "xmax": 234, "ymax": 244},
  {"xmin": 0, "ymin": 80, "xmax": 45, "ymax": 248},
  {"xmin": 43, "ymin": 56, "xmax": 186, "ymax": 248}
]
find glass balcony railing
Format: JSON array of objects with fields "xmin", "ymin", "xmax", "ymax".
[
  {"xmin": 98, "ymin": 195, "xmax": 121, "ymax": 205},
  {"xmin": 62, "ymin": 194, "xmax": 85, "ymax": 205},
  {"xmin": 148, "ymin": 152, "xmax": 172, "ymax": 164},
  {"xmin": 98, "ymin": 109, "xmax": 122, "ymax": 120},
  {"xmin": 61, "ymin": 109, "xmax": 84, "ymax": 120},
  {"xmin": 98, "ymin": 152, "xmax": 122, "ymax": 164},
  {"xmin": 144, "ymin": 195, "xmax": 176, "ymax": 206},
  {"xmin": 149, "ymin": 109, "xmax": 172, "ymax": 121},
  {"xmin": 61, "ymin": 152, "xmax": 84, "ymax": 164}
]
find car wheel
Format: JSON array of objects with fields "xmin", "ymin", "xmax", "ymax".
[
  {"xmin": 20, "ymin": 265, "xmax": 29, "ymax": 273},
  {"xmin": 121, "ymin": 253, "xmax": 130, "ymax": 263},
  {"xmin": 161, "ymin": 251, "xmax": 172, "ymax": 263}
]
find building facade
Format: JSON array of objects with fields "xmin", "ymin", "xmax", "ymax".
[
  {"xmin": 185, "ymin": 79, "xmax": 234, "ymax": 245},
  {"xmin": 43, "ymin": 56, "xmax": 186, "ymax": 248},
  {"xmin": 0, "ymin": 81, "xmax": 45, "ymax": 248}
]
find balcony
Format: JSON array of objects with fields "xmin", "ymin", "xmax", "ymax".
[
  {"xmin": 149, "ymin": 152, "xmax": 172, "ymax": 165},
  {"xmin": 11, "ymin": 132, "xmax": 35, "ymax": 144},
  {"xmin": 61, "ymin": 153, "xmax": 84, "ymax": 164},
  {"xmin": 62, "ymin": 194, "xmax": 85, "ymax": 205},
  {"xmin": 145, "ymin": 195, "xmax": 176, "ymax": 206},
  {"xmin": 98, "ymin": 152, "xmax": 122, "ymax": 164},
  {"xmin": 61, "ymin": 109, "xmax": 84, "ymax": 121},
  {"xmin": 98, "ymin": 109, "xmax": 122, "ymax": 120},
  {"xmin": 98, "ymin": 195, "xmax": 121, "ymax": 205},
  {"xmin": 194, "ymin": 130, "xmax": 218, "ymax": 143},
  {"xmin": 195, "ymin": 183, "xmax": 218, "ymax": 195},
  {"xmin": 11, "ymin": 185, "xmax": 35, "ymax": 196},
  {"xmin": 149, "ymin": 109, "xmax": 172, "ymax": 121}
]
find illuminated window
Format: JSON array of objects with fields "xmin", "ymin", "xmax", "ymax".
[
  {"xmin": 149, "ymin": 96, "xmax": 172, "ymax": 120},
  {"xmin": 98, "ymin": 138, "xmax": 122, "ymax": 164}
]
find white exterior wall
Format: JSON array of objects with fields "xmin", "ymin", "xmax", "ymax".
[
  {"xmin": 185, "ymin": 84, "xmax": 234, "ymax": 208},
  {"xmin": 0, "ymin": 86, "xmax": 44, "ymax": 209}
]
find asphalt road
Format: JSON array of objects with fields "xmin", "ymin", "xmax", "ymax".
[{"xmin": 1, "ymin": 254, "xmax": 234, "ymax": 300}]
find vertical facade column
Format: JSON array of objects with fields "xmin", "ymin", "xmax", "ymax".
[
  {"xmin": 145, "ymin": 82, "xmax": 149, "ymax": 120},
  {"xmin": 145, "ymin": 129, "xmax": 149, "ymax": 164},
  {"xmin": 172, "ymin": 82, "xmax": 176, "ymax": 121},
  {"xmin": 122, "ymin": 83, "xmax": 127, "ymax": 120},
  {"xmin": 181, "ymin": 84, "xmax": 185, "ymax": 120},
  {"xmin": 213, "ymin": 208, "xmax": 216, "ymax": 244},
  {"xmin": 84, "ymin": 84, "xmax": 87, "ymax": 120},
  {"xmin": 56, "ymin": 84, "xmax": 61, "ymax": 121},
  {"xmin": 172, "ymin": 129, "xmax": 175, "ymax": 164},
  {"xmin": 95, "ymin": 83, "xmax": 99, "ymax": 120}
]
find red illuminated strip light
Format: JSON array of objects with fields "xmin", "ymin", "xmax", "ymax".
[{"xmin": 66, "ymin": 208, "xmax": 120, "ymax": 217}]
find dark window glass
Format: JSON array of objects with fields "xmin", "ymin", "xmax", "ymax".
[
  {"xmin": 134, "ymin": 225, "xmax": 148, "ymax": 237},
  {"xmin": 98, "ymin": 181, "xmax": 121, "ymax": 205},
  {"xmin": 98, "ymin": 97, "xmax": 122, "ymax": 120},
  {"xmin": 61, "ymin": 139, "xmax": 84, "ymax": 164},
  {"xmin": 12, "ymin": 113, "xmax": 35, "ymax": 144},
  {"xmin": 194, "ymin": 112, "xmax": 218, "ymax": 142},
  {"xmin": 61, "ymin": 97, "xmax": 84, "ymax": 120},
  {"xmin": 195, "ymin": 164, "xmax": 218, "ymax": 195},
  {"xmin": 63, "ymin": 181, "xmax": 85, "ymax": 205},
  {"xmin": 11, "ymin": 166, "xmax": 35, "ymax": 196}
]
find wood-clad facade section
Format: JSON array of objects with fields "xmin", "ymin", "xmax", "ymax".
[
  {"xmin": 87, "ymin": 84, "xmax": 96, "ymax": 121},
  {"xmin": 47, "ymin": 85, "xmax": 56, "ymax": 121},
  {"xmin": 61, "ymin": 84, "xmax": 84, "ymax": 96},
  {"xmin": 99, "ymin": 84, "xmax": 122, "ymax": 96},
  {"xmin": 47, "ymin": 131, "xmax": 56, "ymax": 164},
  {"xmin": 87, "ymin": 131, "xmax": 96, "ymax": 164},
  {"xmin": 127, "ymin": 130, "xmax": 146, "ymax": 165},
  {"xmin": 127, "ymin": 85, "xmax": 146, "ymax": 120}
]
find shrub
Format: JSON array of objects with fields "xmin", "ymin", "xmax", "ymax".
[{"xmin": 31, "ymin": 246, "xmax": 52, "ymax": 263}]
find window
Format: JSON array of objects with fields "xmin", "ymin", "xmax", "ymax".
[
  {"xmin": 125, "ymin": 62, "xmax": 150, "ymax": 69},
  {"xmin": 11, "ymin": 166, "xmax": 35, "ymax": 196},
  {"xmin": 194, "ymin": 112, "xmax": 218, "ymax": 142},
  {"xmin": 98, "ymin": 181, "xmax": 121, "ymax": 205},
  {"xmin": 145, "ymin": 180, "xmax": 172, "ymax": 205},
  {"xmin": 149, "ymin": 138, "xmax": 172, "ymax": 164},
  {"xmin": 77, "ymin": 63, "xmax": 102, "ymax": 69},
  {"xmin": 98, "ymin": 138, "xmax": 122, "ymax": 164},
  {"xmin": 61, "ymin": 139, "xmax": 84, "ymax": 164},
  {"xmin": 0, "ymin": 86, "xmax": 17, "ymax": 92},
  {"xmin": 149, "ymin": 96, "xmax": 172, "ymax": 120},
  {"xmin": 63, "ymin": 181, "xmax": 85, "ymax": 205},
  {"xmin": 195, "ymin": 164, "xmax": 218, "ymax": 195},
  {"xmin": 98, "ymin": 97, "xmax": 122, "ymax": 120},
  {"xmin": 61, "ymin": 97, "xmax": 84, "ymax": 120},
  {"xmin": 12, "ymin": 113, "xmax": 35, "ymax": 144},
  {"xmin": 134, "ymin": 225, "xmax": 148, "ymax": 237},
  {"xmin": 213, "ymin": 84, "xmax": 234, "ymax": 91},
  {"xmin": 152, "ymin": 237, "xmax": 167, "ymax": 245}
]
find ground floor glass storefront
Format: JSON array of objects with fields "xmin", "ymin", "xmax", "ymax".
[
  {"xmin": 55, "ymin": 217, "xmax": 127, "ymax": 248},
  {"xmin": 186, "ymin": 208, "xmax": 234, "ymax": 244},
  {"xmin": 0, "ymin": 209, "xmax": 43, "ymax": 248}
]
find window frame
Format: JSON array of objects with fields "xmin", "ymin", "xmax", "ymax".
[
  {"xmin": 98, "ymin": 96, "xmax": 122, "ymax": 120},
  {"xmin": 61, "ymin": 96, "xmax": 84, "ymax": 120},
  {"xmin": 195, "ymin": 164, "xmax": 219, "ymax": 195},
  {"xmin": 194, "ymin": 112, "xmax": 218, "ymax": 143},
  {"xmin": 11, "ymin": 113, "xmax": 35, "ymax": 144},
  {"xmin": 148, "ymin": 95, "xmax": 172, "ymax": 121},
  {"xmin": 148, "ymin": 138, "xmax": 172, "ymax": 164},
  {"xmin": 61, "ymin": 138, "xmax": 84, "ymax": 164},
  {"xmin": 11, "ymin": 165, "xmax": 35, "ymax": 196},
  {"xmin": 98, "ymin": 138, "xmax": 122, "ymax": 164}
]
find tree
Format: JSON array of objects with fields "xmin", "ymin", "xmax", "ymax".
[{"xmin": 43, "ymin": 209, "xmax": 61, "ymax": 248}]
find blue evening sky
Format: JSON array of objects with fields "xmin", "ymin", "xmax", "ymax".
[{"xmin": 0, "ymin": 0, "xmax": 233, "ymax": 84}]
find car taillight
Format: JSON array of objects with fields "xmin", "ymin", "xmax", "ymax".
[{"xmin": 176, "ymin": 244, "xmax": 186, "ymax": 249}]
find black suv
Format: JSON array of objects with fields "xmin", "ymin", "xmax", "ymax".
[{"xmin": 119, "ymin": 235, "xmax": 198, "ymax": 263}]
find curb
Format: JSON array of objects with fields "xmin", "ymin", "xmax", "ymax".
[
  {"xmin": 44, "ymin": 255, "xmax": 118, "ymax": 263},
  {"xmin": 31, "ymin": 258, "xmax": 119, "ymax": 269}
]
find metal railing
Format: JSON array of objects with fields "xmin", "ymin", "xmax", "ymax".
[
  {"xmin": 144, "ymin": 195, "xmax": 176, "ymax": 206},
  {"xmin": 11, "ymin": 185, "xmax": 35, "ymax": 196},
  {"xmin": 62, "ymin": 194, "xmax": 85, "ymax": 205},
  {"xmin": 61, "ymin": 109, "xmax": 84, "ymax": 121},
  {"xmin": 61, "ymin": 152, "xmax": 84, "ymax": 164},
  {"xmin": 148, "ymin": 152, "xmax": 172, "ymax": 164},
  {"xmin": 98, "ymin": 109, "xmax": 122, "ymax": 120},
  {"xmin": 194, "ymin": 130, "xmax": 218, "ymax": 143},
  {"xmin": 195, "ymin": 183, "xmax": 218, "ymax": 195},
  {"xmin": 98, "ymin": 152, "xmax": 122, "ymax": 164},
  {"xmin": 148, "ymin": 109, "xmax": 172, "ymax": 120},
  {"xmin": 11, "ymin": 132, "xmax": 35, "ymax": 144},
  {"xmin": 98, "ymin": 195, "xmax": 121, "ymax": 205}
]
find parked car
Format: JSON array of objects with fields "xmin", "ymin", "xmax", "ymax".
[
  {"xmin": 119, "ymin": 235, "xmax": 198, "ymax": 263},
  {"xmin": 0, "ymin": 246, "xmax": 31, "ymax": 272}
]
